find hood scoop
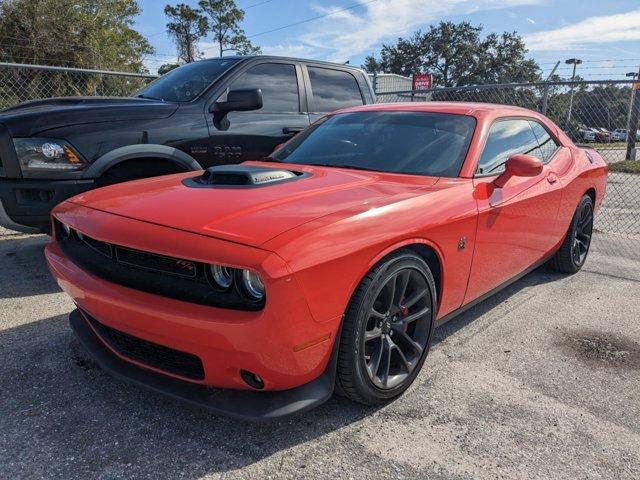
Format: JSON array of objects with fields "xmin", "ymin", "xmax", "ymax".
[{"xmin": 184, "ymin": 165, "xmax": 309, "ymax": 189}]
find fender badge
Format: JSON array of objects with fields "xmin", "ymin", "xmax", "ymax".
[{"xmin": 458, "ymin": 236, "xmax": 467, "ymax": 250}]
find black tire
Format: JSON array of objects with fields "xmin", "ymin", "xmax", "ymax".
[
  {"xmin": 336, "ymin": 249, "xmax": 436, "ymax": 405},
  {"xmin": 550, "ymin": 194, "xmax": 594, "ymax": 273},
  {"xmin": 96, "ymin": 159, "xmax": 186, "ymax": 187}
]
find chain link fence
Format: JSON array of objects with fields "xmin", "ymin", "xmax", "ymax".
[
  {"xmin": 375, "ymin": 79, "xmax": 640, "ymax": 253},
  {"xmin": 0, "ymin": 62, "xmax": 638, "ymax": 253},
  {"xmin": 0, "ymin": 62, "xmax": 156, "ymax": 108}
]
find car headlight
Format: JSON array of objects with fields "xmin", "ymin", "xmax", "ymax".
[
  {"xmin": 13, "ymin": 138, "xmax": 86, "ymax": 171},
  {"xmin": 240, "ymin": 270, "xmax": 265, "ymax": 301},
  {"xmin": 206, "ymin": 263, "xmax": 265, "ymax": 302},
  {"xmin": 209, "ymin": 264, "xmax": 234, "ymax": 290}
]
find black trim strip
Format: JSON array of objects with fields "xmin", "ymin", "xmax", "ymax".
[{"xmin": 436, "ymin": 254, "xmax": 552, "ymax": 326}]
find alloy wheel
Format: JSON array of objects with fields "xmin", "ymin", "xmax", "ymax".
[
  {"xmin": 572, "ymin": 200, "xmax": 593, "ymax": 265},
  {"xmin": 362, "ymin": 268, "xmax": 432, "ymax": 390}
]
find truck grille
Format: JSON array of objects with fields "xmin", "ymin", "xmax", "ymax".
[{"xmin": 82, "ymin": 310, "xmax": 205, "ymax": 381}]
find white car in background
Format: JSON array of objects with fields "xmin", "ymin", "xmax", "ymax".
[
  {"xmin": 580, "ymin": 129, "xmax": 596, "ymax": 142},
  {"xmin": 613, "ymin": 129, "xmax": 627, "ymax": 141}
]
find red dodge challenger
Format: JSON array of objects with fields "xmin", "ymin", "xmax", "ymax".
[{"xmin": 45, "ymin": 103, "xmax": 608, "ymax": 419}]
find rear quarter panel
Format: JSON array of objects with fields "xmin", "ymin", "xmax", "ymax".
[{"xmin": 557, "ymin": 147, "xmax": 608, "ymax": 234}]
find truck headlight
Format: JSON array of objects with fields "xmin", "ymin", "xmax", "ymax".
[{"xmin": 13, "ymin": 138, "xmax": 86, "ymax": 171}]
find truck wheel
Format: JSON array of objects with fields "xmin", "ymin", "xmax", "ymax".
[{"xmin": 96, "ymin": 159, "xmax": 188, "ymax": 187}]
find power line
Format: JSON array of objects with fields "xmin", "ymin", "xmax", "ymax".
[
  {"xmin": 248, "ymin": 0, "xmax": 381, "ymax": 38},
  {"xmin": 245, "ymin": 0, "xmax": 276, "ymax": 8}
]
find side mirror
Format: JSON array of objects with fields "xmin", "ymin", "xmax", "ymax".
[
  {"xmin": 211, "ymin": 88, "xmax": 263, "ymax": 130},
  {"xmin": 494, "ymin": 154, "xmax": 543, "ymax": 188}
]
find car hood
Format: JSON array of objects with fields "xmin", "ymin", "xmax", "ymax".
[
  {"xmin": 66, "ymin": 161, "xmax": 439, "ymax": 247},
  {"xmin": 0, "ymin": 97, "xmax": 178, "ymax": 137}
]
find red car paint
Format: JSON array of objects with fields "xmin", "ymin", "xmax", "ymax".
[{"xmin": 45, "ymin": 102, "xmax": 608, "ymax": 396}]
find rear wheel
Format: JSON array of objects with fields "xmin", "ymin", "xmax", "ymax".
[
  {"xmin": 550, "ymin": 194, "xmax": 594, "ymax": 273},
  {"xmin": 336, "ymin": 250, "xmax": 436, "ymax": 405}
]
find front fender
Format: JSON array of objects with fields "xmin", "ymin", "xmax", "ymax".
[{"xmin": 82, "ymin": 144, "xmax": 201, "ymax": 179}]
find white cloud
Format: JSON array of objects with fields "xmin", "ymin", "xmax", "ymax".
[
  {"xmin": 525, "ymin": 9, "xmax": 640, "ymax": 51},
  {"xmin": 526, "ymin": 18, "xmax": 535, "ymax": 24},
  {"xmin": 256, "ymin": 0, "xmax": 543, "ymax": 64}
]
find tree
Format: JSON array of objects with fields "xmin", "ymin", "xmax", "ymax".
[
  {"xmin": 363, "ymin": 21, "xmax": 540, "ymax": 87},
  {"xmin": 164, "ymin": 3, "xmax": 208, "ymax": 63},
  {"xmin": 158, "ymin": 63, "xmax": 180, "ymax": 75},
  {"xmin": 198, "ymin": 0, "xmax": 260, "ymax": 57},
  {"xmin": 0, "ymin": 0, "xmax": 154, "ymax": 71},
  {"xmin": 0, "ymin": 0, "xmax": 154, "ymax": 105}
]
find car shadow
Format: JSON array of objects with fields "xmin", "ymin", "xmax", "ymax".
[{"xmin": 0, "ymin": 247, "xmax": 567, "ymax": 477}]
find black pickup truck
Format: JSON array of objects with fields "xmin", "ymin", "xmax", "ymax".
[{"xmin": 0, "ymin": 56, "xmax": 375, "ymax": 233}]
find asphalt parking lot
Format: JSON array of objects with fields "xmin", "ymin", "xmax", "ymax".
[{"xmin": 1, "ymin": 227, "xmax": 639, "ymax": 480}]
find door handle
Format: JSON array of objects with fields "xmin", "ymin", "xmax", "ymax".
[
  {"xmin": 547, "ymin": 173, "xmax": 558, "ymax": 184},
  {"xmin": 283, "ymin": 127, "xmax": 304, "ymax": 135}
]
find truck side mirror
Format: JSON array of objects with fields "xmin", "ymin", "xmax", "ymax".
[{"xmin": 211, "ymin": 89, "xmax": 263, "ymax": 130}]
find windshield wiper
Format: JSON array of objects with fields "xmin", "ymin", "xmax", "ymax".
[
  {"xmin": 260, "ymin": 156, "xmax": 282, "ymax": 162},
  {"xmin": 137, "ymin": 94, "xmax": 164, "ymax": 101}
]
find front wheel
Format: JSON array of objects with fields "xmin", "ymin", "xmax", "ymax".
[
  {"xmin": 550, "ymin": 194, "xmax": 594, "ymax": 273},
  {"xmin": 336, "ymin": 250, "xmax": 436, "ymax": 405}
]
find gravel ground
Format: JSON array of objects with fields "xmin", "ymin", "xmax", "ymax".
[{"xmin": 0, "ymin": 229, "xmax": 639, "ymax": 480}]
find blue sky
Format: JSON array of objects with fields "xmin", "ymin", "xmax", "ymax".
[{"xmin": 135, "ymin": 0, "xmax": 640, "ymax": 80}]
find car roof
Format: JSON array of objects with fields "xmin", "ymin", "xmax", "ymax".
[
  {"xmin": 197, "ymin": 55, "xmax": 365, "ymax": 72},
  {"xmin": 334, "ymin": 102, "xmax": 540, "ymax": 117}
]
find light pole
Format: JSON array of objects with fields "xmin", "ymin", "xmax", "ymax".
[
  {"xmin": 625, "ymin": 69, "xmax": 640, "ymax": 160},
  {"xmin": 566, "ymin": 58, "xmax": 582, "ymax": 125}
]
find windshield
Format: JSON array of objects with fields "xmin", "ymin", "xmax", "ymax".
[
  {"xmin": 271, "ymin": 111, "xmax": 476, "ymax": 177},
  {"xmin": 136, "ymin": 59, "xmax": 240, "ymax": 102}
]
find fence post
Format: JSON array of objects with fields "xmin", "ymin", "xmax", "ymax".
[
  {"xmin": 410, "ymin": 74, "xmax": 415, "ymax": 102},
  {"xmin": 541, "ymin": 83, "xmax": 550, "ymax": 115},
  {"xmin": 541, "ymin": 61, "xmax": 559, "ymax": 116},
  {"xmin": 372, "ymin": 72, "xmax": 378, "ymax": 95},
  {"xmin": 626, "ymin": 70, "xmax": 640, "ymax": 161}
]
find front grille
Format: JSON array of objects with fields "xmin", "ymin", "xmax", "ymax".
[
  {"xmin": 82, "ymin": 310, "xmax": 205, "ymax": 381},
  {"xmin": 54, "ymin": 220, "xmax": 263, "ymax": 311}
]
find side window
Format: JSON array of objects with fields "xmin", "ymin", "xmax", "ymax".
[
  {"xmin": 229, "ymin": 63, "xmax": 299, "ymax": 113},
  {"xmin": 529, "ymin": 121, "xmax": 560, "ymax": 163},
  {"xmin": 308, "ymin": 67, "xmax": 364, "ymax": 112},
  {"xmin": 477, "ymin": 119, "xmax": 540, "ymax": 175}
]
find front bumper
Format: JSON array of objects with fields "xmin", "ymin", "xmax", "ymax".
[
  {"xmin": 45, "ymin": 203, "xmax": 342, "ymax": 417},
  {"xmin": 70, "ymin": 309, "xmax": 338, "ymax": 420},
  {"xmin": 0, "ymin": 177, "xmax": 94, "ymax": 233}
]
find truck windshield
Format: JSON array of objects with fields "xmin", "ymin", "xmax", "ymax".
[
  {"xmin": 136, "ymin": 59, "xmax": 240, "ymax": 102},
  {"xmin": 271, "ymin": 111, "xmax": 476, "ymax": 178}
]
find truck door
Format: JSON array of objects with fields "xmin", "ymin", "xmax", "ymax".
[
  {"xmin": 205, "ymin": 61, "xmax": 309, "ymax": 165},
  {"xmin": 304, "ymin": 65, "xmax": 367, "ymax": 123}
]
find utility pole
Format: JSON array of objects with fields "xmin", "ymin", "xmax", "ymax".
[
  {"xmin": 565, "ymin": 58, "xmax": 582, "ymax": 125},
  {"xmin": 541, "ymin": 61, "xmax": 560, "ymax": 115},
  {"xmin": 625, "ymin": 68, "xmax": 640, "ymax": 161}
]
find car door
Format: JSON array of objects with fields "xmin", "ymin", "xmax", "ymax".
[
  {"xmin": 304, "ymin": 65, "xmax": 366, "ymax": 122},
  {"xmin": 205, "ymin": 61, "xmax": 310, "ymax": 165},
  {"xmin": 465, "ymin": 118, "xmax": 564, "ymax": 302}
]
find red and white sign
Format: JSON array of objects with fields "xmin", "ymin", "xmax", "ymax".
[{"xmin": 412, "ymin": 73, "xmax": 433, "ymax": 91}]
